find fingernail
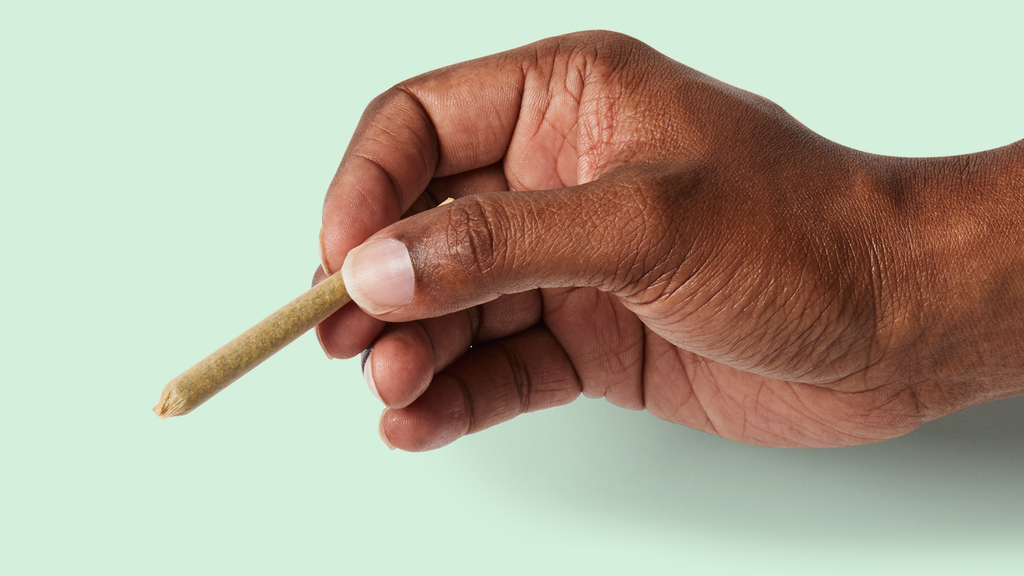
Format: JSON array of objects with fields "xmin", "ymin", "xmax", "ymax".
[
  {"xmin": 319, "ymin": 225, "xmax": 331, "ymax": 274},
  {"xmin": 379, "ymin": 410, "xmax": 397, "ymax": 450},
  {"xmin": 363, "ymin": 348, "xmax": 383, "ymax": 405},
  {"xmin": 316, "ymin": 324, "xmax": 334, "ymax": 359},
  {"xmin": 341, "ymin": 238, "xmax": 415, "ymax": 314}
]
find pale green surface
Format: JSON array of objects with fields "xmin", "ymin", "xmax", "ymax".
[{"xmin": 2, "ymin": 1, "xmax": 1023, "ymax": 574}]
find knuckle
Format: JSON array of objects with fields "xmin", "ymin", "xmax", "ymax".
[
  {"xmin": 365, "ymin": 85, "xmax": 409, "ymax": 118},
  {"xmin": 444, "ymin": 195, "xmax": 510, "ymax": 278},
  {"xmin": 580, "ymin": 31, "xmax": 647, "ymax": 76},
  {"xmin": 535, "ymin": 30, "xmax": 650, "ymax": 82},
  {"xmin": 563, "ymin": 30, "xmax": 643, "ymax": 57},
  {"xmin": 363, "ymin": 85, "xmax": 431, "ymax": 141}
]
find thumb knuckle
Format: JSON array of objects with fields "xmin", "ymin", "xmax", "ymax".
[{"xmin": 445, "ymin": 195, "xmax": 510, "ymax": 277}]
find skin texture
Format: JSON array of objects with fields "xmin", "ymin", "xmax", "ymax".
[{"xmin": 315, "ymin": 31, "xmax": 1024, "ymax": 451}]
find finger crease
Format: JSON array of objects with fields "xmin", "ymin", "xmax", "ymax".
[
  {"xmin": 354, "ymin": 151, "xmax": 406, "ymax": 216},
  {"xmin": 467, "ymin": 306, "xmax": 481, "ymax": 344},
  {"xmin": 394, "ymin": 85, "xmax": 442, "ymax": 173},
  {"xmin": 448, "ymin": 372, "xmax": 476, "ymax": 436},
  {"xmin": 497, "ymin": 342, "xmax": 531, "ymax": 415},
  {"xmin": 416, "ymin": 320, "xmax": 441, "ymax": 372}
]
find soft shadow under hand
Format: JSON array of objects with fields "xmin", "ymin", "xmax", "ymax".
[{"xmin": 464, "ymin": 395, "xmax": 1024, "ymax": 545}]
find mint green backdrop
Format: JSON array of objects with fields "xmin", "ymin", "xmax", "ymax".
[{"xmin": 3, "ymin": 1, "xmax": 1022, "ymax": 574}]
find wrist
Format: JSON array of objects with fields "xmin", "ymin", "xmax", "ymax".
[{"xmin": 892, "ymin": 141, "xmax": 1024, "ymax": 418}]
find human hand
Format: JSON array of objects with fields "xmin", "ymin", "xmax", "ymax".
[{"xmin": 316, "ymin": 31, "xmax": 1024, "ymax": 451}]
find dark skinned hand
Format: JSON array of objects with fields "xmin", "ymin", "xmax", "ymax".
[{"xmin": 314, "ymin": 31, "xmax": 1024, "ymax": 451}]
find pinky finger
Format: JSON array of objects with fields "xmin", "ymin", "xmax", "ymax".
[{"xmin": 379, "ymin": 325, "xmax": 582, "ymax": 451}]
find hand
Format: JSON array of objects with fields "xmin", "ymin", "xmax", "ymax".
[{"xmin": 316, "ymin": 31, "xmax": 1024, "ymax": 451}]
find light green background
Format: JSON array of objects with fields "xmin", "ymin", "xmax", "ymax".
[{"xmin": 3, "ymin": 0, "xmax": 1023, "ymax": 574}]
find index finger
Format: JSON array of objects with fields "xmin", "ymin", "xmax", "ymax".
[{"xmin": 320, "ymin": 49, "xmax": 528, "ymax": 274}]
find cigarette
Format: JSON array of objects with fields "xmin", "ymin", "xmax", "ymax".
[{"xmin": 153, "ymin": 270, "xmax": 351, "ymax": 418}]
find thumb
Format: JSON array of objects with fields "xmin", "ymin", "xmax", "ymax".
[{"xmin": 339, "ymin": 171, "xmax": 689, "ymax": 321}]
